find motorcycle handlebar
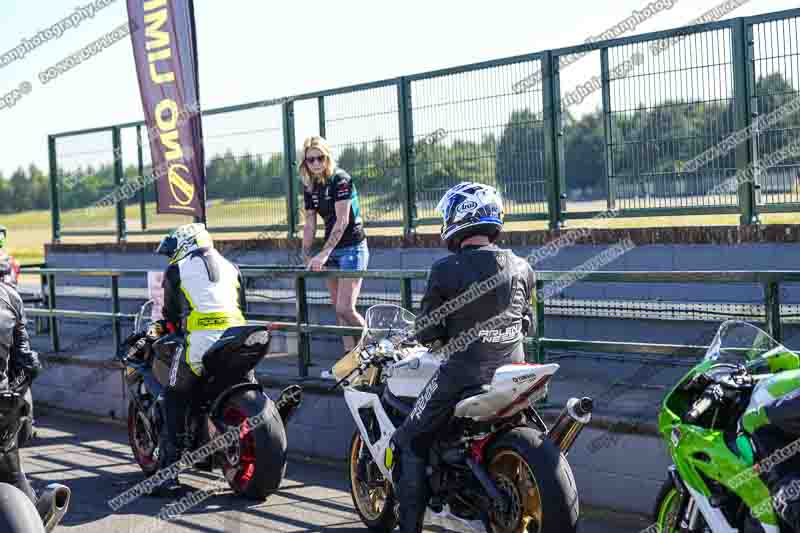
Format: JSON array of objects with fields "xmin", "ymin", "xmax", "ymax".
[
  {"xmin": 686, "ymin": 396, "xmax": 712, "ymax": 424},
  {"xmin": 685, "ymin": 384, "xmax": 722, "ymax": 424}
]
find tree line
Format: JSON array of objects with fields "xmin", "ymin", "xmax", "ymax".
[{"xmin": 0, "ymin": 73, "xmax": 795, "ymax": 215}]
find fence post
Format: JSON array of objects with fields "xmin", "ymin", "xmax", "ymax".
[
  {"xmin": 48, "ymin": 273, "xmax": 59, "ymax": 352},
  {"xmin": 534, "ymin": 278, "xmax": 546, "ymax": 364},
  {"xmin": 283, "ymin": 101, "xmax": 299, "ymax": 240},
  {"xmin": 295, "ymin": 274, "xmax": 310, "ymax": 377},
  {"xmin": 111, "ymin": 275, "xmax": 121, "ymax": 354},
  {"xmin": 542, "ymin": 51, "xmax": 565, "ymax": 230},
  {"xmin": 112, "ymin": 126, "xmax": 127, "ymax": 242},
  {"xmin": 48, "ymin": 136, "xmax": 61, "ymax": 244},
  {"xmin": 764, "ymin": 280, "xmax": 781, "ymax": 343},
  {"xmin": 732, "ymin": 18, "xmax": 758, "ymax": 225},
  {"xmin": 136, "ymin": 125, "xmax": 147, "ymax": 231},
  {"xmin": 37, "ymin": 273, "xmax": 49, "ymax": 334},
  {"xmin": 398, "ymin": 76, "xmax": 416, "ymax": 239},
  {"xmin": 600, "ymin": 47, "xmax": 616, "ymax": 211},
  {"xmin": 534, "ymin": 278, "xmax": 548, "ymax": 404},
  {"xmin": 400, "ymin": 277, "xmax": 412, "ymax": 312},
  {"xmin": 318, "ymin": 96, "xmax": 326, "ymax": 138}
]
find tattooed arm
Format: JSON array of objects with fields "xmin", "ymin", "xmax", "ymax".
[
  {"xmin": 302, "ymin": 186, "xmax": 317, "ymax": 266},
  {"xmin": 302, "ymin": 210, "xmax": 317, "ymax": 265}
]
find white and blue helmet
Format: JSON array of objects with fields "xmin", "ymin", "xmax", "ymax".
[{"xmin": 435, "ymin": 182, "xmax": 505, "ymax": 252}]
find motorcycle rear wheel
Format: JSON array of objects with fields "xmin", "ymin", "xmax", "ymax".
[
  {"xmin": 484, "ymin": 427, "xmax": 579, "ymax": 533},
  {"xmin": 218, "ymin": 395, "xmax": 287, "ymax": 501},
  {"xmin": 348, "ymin": 431, "xmax": 398, "ymax": 532}
]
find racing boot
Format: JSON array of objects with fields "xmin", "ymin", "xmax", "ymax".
[
  {"xmin": 275, "ymin": 385, "xmax": 303, "ymax": 425},
  {"xmin": 147, "ymin": 434, "xmax": 182, "ymax": 497},
  {"xmin": 394, "ymin": 447, "xmax": 429, "ymax": 533}
]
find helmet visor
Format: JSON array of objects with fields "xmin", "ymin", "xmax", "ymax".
[{"xmin": 155, "ymin": 235, "xmax": 177, "ymax": 257}]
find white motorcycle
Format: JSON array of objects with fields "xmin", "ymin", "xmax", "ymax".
[{"xmin": 325, "ymin": 304, "xmax": 592, "ymax": 533}]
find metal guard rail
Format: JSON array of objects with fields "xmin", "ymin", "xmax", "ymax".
[{"xmin": 19, "ymin": 267, "xmax": 799, "ymax": 377}]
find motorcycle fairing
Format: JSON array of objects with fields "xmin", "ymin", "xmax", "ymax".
[
  {"xmin": 746, "ymin": 368, "xmax": 800, "ymax": 415},
  {"xmin": 343, "ymin": 388, "xmax": 398, "ymax": 483}
]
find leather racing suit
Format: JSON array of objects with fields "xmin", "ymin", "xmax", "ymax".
[
  {"xmin": 391, "ymin": 243, "xmax": 536, "ymax": 533},
  {"xmin": 0, "ymin": 280, "xmax": 42, "ymax": 503},
  {"xmin": 159, "ymin": 247, "xmax": 247, "ymax": 468}
]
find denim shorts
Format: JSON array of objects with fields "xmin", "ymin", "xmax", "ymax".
[{"xmin": 325, "ymin": 240, "xmax": 369, "ymax": 271}]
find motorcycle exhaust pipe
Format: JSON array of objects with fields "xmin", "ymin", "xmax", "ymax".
[
  {"xmin": 547, "ymin": 397, "xmax": 593, "ymax": 455},
  {"xmin": 36, "ymin": 483, "xmax": 71, "ymax": 533}
]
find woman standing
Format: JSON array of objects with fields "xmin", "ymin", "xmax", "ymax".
[{"xmin": 300, "ymin": 136, "xmax": 369, "ymax": 353}]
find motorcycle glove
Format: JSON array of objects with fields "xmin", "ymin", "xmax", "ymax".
[
  {"xmin": 127, "ymin": 337, "xmax": 150, "ymax": 360},
  {"xmin": 147, "ymin": 321, "xmax": 166, "ymax": 340}
]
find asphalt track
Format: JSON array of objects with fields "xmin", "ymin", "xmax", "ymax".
[{"xmin": 19, "ymin": 411, "xmax": 654, "ymax": 532}]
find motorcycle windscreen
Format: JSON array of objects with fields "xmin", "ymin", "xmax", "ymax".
[{"xmin": 330, "ymin": 347, "xmax": 377, "ymax": 386}]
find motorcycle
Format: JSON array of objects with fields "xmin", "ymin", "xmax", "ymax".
[
  {"xmin": 653, "ymin": 319, "xmax": 800, "ymax": 532},
  {"xmin": 326, "ymin": 303, "xmax": 592, "ymax": 533},
  {"xmin": 0, "ymin": 374, "xmax": 71, "ymax": 532},
  {"xmin": 118, "ymin": 299, "xmax": 303, "ymax": 500}
]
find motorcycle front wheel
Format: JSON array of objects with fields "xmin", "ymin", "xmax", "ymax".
[
  {"xmin": 127, "ymin": 400, "xmax": 158, "ymax": 476},
  {"xmin": 348, "ymin": 431, "xmax": 397, "ymax": 532},
  {"xmin": 652, "ymin": 478, "xmax": 690, "ymax": 533},
  {"xmin": 484, "ymin": 427, "xmax": 579, "ymax": 533}
]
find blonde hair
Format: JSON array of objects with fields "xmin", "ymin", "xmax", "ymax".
[{"xmin": 299, "ymin": 136, "xmax": 336, "ymax": 188}]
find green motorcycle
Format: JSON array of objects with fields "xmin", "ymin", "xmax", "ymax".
[{"xmin": 654, "ymin": 319, "xmax": 800, "ymax": 533}]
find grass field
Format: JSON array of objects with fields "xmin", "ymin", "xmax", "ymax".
[{"xmin": 5, "ymin": 194, "xmax": 800, "ymax": 267}]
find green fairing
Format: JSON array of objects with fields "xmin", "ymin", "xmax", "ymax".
[
  {"xmin": 659, "ymin": 359, "xmax": 779, "ymax": 526},
  {"xmin": 742, "ymin": 406, "xmax": 769, "ymax": 434},
  {"xmin": 767, "ymin": 351, "xmax": 800, "ymax": 373},
  {"xmin": 736, "ymin": 435, "xmax": 754, "ymax": 466},
  {"xmin": 765, "ymin": 369, "xmax": 800, "ymax": 398}
]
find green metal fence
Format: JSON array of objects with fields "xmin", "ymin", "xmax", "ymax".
[
  {"xmin": 48, "ymin": 8, "xmax": 800, "ymax": 241},
  {"xmin": 19, "ymin": 265, "xmax": 800, "ymax": 383}
]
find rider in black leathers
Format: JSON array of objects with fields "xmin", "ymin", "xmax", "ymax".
[
  {"xmin": 391, "ymin": 182, "xmax": 536, "ymax": 533},
  {"xmin": 0, "ymin": 262, "xmax": 42, "ymax": 504}
]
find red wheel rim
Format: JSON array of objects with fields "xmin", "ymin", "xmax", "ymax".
[
  {"xmin": 222, "ymin": 405, "xmax": 257, "ymax": 492},
  {"xmin": 128, "ymin": 409, "xmax": 156, "ymax": 469}
]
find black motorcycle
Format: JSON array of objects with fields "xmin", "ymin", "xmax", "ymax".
[
  {"xmin": 0, "ymin": 373, "xmax": 71, "ymax": 532},
  {"xmin": 119, "ymin": 300, "xmax": 302, "ymax": 500}
]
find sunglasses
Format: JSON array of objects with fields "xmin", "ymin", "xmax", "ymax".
[{"xmin": 306, "ymin": 155, "xmax": 326, "ymax": 164}]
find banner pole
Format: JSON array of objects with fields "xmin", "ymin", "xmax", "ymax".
[{"xmin": 188, "ymin": 0, "xmax": 207, "ymax": 227}]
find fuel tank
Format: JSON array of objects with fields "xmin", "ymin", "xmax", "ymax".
[{"xmin": 386, "ymin": 346, "xmax": 441, "ymax": 400}]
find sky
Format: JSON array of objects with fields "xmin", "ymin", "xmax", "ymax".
[{"xmin": 0, "ymin": 0, "xmax": 797, "ymax": 178}]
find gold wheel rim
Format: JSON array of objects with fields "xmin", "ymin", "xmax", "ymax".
[
  {"xmin": 349, "ymin": 434, "xmax": 390, "ymax": 521},
  {"xmin": 487, "ymin": 450, "xmax": 543, "ymax": 533}
]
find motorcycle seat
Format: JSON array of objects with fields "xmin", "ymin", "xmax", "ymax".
[{"xmin": 460, "ymin": 385, "xmax": 491, "ymax": 402}]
